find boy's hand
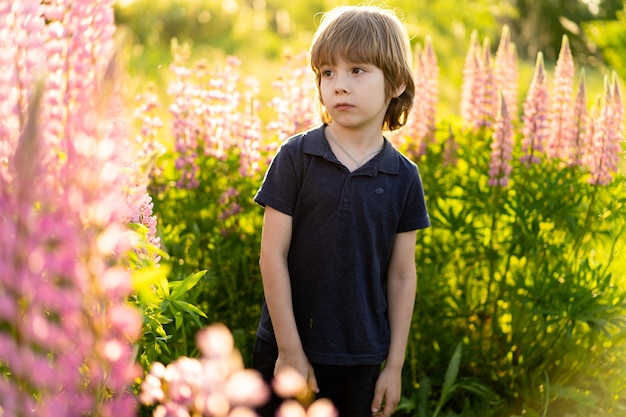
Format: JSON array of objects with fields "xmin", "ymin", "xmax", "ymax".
[
  {"xmin": 371, "ymin": 366, "xmax": 401, "ymax": 416},
  {"xmin": 275, "ymin": 351, "xmax": 319, "ymax": 394}
]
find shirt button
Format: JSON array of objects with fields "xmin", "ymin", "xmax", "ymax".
[{"xmin": 343, "ymin": 197, "xmax": 349, "ymax": 203}]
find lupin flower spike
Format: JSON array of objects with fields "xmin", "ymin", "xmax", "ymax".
[
  {"xmin": 546, "ymin": 35, "xmax": 576, "ymax": 163},
  {"xmin": 520, "ymin": 52, "xmax": 549, "ymax": 166},
  {"xmin": 488, "ymin": 91, "xmax": 514, "ymax": 186}
]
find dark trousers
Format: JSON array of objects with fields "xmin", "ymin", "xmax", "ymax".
[{"xmin": 253, "ymin": 338, "xmax": 381, "ymax": 417}]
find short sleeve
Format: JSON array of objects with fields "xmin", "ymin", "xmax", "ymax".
[
  {"xmin": 396, "ymin": 165, "xmax": 430, "ymax": 233},
  {"xmin": 254, "ymin": 140, "xmax": 300, "ymax": 216}
]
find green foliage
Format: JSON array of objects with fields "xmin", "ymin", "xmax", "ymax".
[
  {"xmin": 396, "ymin": 122, "xmax": 626, "ymax": 416},
  {"xmin": 146, "ymin": 131, "xmax": 266, "ymax": 367},
  {"xmin": 126, "ymin": 222, "xmax": 211, "ymax": 368},
  {"xmin": 133, "ymin": 266, "xmax": 210, "ymax": 367}
]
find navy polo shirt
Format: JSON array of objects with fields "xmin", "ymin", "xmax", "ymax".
[{"xmin": 254, "ymin": 124, "xmax": 430, "ymax": 366}]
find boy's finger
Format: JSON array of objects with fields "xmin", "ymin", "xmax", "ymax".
[
  {"xmin": 308, "ymin": 366, "xmax": 319, "ymax": 393},
  {"xmin": 370, "ymin": 388, "xmax": 385, "ymax": 415},
  {"xmin": 382, "ymin": 396, "xmax": 399, "ymax": 417}
]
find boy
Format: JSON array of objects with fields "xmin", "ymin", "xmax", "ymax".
[{"xmin": 253, "ymin": 5, "xmax": 430, "ymax": 416}]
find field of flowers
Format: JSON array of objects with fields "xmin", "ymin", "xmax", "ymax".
[{"xmin": 1, "ymin": 1, "xmax": 625, "ymax": 417}]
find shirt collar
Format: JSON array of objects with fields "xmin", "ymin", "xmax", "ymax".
[{"xmin": 302, "ymin": 124, "xmax": 399, "ymax": 175}]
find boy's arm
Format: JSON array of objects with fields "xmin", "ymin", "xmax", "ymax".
[
  {"xmin": 259, "ymin": 206, "xmax": 318, "ymax": 392},
  {"xmin": 371, "ymin": 230, "xmax": 417, "ymax": 416}
]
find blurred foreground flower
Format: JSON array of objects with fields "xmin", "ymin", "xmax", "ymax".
[
  {"xmin": 140, "ymin": 323, "xmax": 270, "ymax": 416},
  {"xmin": 140, "ymin": 323, "xmax": 338, "ymax": 417},
  {"xmin": 273, "ymin": 367, "xmax": 338, "ymax": 417},
  {"xmin": 0, "ymin": 1, "xmax": 159, "ymax": 415}
]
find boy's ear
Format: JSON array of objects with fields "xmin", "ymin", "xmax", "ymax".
[{"xmin": 393, "ymin": 83, "xmax": 406, "ymax": 98}]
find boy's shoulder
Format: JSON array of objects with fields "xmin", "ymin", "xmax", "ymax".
[{"xmin": 281, "ymin": 124, "xmax": 326, "ymax": 155}]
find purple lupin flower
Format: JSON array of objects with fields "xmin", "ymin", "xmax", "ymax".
[
  {"xmin": 546, "ymin": 35, "xmax": 576, "ymax": 163},
  {"xmin": 488, "ymin": 92, "xmax": 514, "ymax": 186},
  {"xmin": 494, "ymin": 25, "xmax": 519, "ymax": 121},
  {"xmin": 520, "ymin": 53, "xmax": 549, "ymax": 166},
  {"xmin": 586, "ymin": 73, "xmax": 624, "ymax": 185}
]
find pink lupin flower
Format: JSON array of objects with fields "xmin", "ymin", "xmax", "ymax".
[
  {"xmin": 400, "ymin": 37, "xmax": 439, "ymax": 158},
  {"xmin": 423, "ymin": 37, "xmax": 439, "ymax": 129},
  {"xmin": 570, "ymin": 72, "xmax": 590, "ymax": 167},
  {"xmin": 168, "ymin": 45, "xmax": 205, "ymax": 189},
  {"xmin": 488, "ymin": 92, "xmax": 514, "ymax": 186},
  {"xmin": 586, "ymin": 73, "xmax": 624, "ymax": 185},
  {"xmin": 1, "ymin": 1, "xmax": 153, "ymax": 415},
  {"xmin": 168, "ymin": 51, "xmax": 265, "ymax": 187},
  {"xmin": 460, "ymin": 31, "xmax": 482, "ymax": 128},
  {"xmin": 236, "ymin": 76, "xmax": 264, "ymax": 178},
  {"xmin": 267, "ymin": 52, "xmax": 319, "ymax": 141},
  {"xmin": 611, "ymin": 72, "xmax": 624, "ymax": 133},
  {"xmin": 134, "ymin": 87, "xmax": 167, "ymax": 179},
  {"xmin": 0, "ymin": 0, "xmax": 46, "ymax": 179},
  {"xmin": 125, "ymin": 182, "xmax": 161, "ymax": 263},
  {"xmin": 460, "ymin": 32, "xmax": 497, "ymax": 130},
  {"xmin": 141, "ymin": 324, "xmax": 271, "ymax": 416},
  {"xmin": 480, "ymin": 38, "xmax": 497, "ymax": 128},
  {"xmin": 520, "ymin": 53, "xmax": 549, "ymax": 165},
  {"xmin": 494, "ymin": 25, "xmax": 519, "ymax": 121},
  {"xmin": 546, "ymin": 35, "xmax": 576, "ymax": 163}
]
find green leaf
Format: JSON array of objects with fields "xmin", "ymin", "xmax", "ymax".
[
  {"xmin": 170, "ymin": 270, "xmax": 207, "ymax": 299},
  {"xmin": 433, "ymin": 342, "xmax": 463, "ymax": 417},
  {"xmin": 132, "ymin": 264, "xmax": 171, "ymax": 303},
  {"xmin": 441, "ymin": 342, "xmax": 463, "ymax": 400},
  {"xmin": 171, "ymin": 299, "xmax": 207, "ymax": 327},
  {"xmin": 174, "ymin": 309, "xmax": 183, "ymax": 330}
]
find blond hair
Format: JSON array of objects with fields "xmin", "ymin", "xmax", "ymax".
[{"xmin": 309, "ymin": 5, "xmax": 415, "ymax": 131}]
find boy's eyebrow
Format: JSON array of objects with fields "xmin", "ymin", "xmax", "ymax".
[{"xmin": 318, "ymin": 59, "xmax": 373, "ymax": 66}]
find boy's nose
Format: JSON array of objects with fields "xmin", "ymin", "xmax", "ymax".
[
  {"xmin": 335, "ymin": 71, "xmax": 350, "ymax": 94},
  {"xmin": 334, "ymin": 72, "xmax": 350, "ymax": 94}
]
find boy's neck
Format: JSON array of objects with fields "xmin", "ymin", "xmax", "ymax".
[
  {"xmin": 325, "ymin": 124, "xmax": 384, "ymax": 171},
  {"xmin": 326, "ymin": 123, "xmax": 384, "ymax": 150}
]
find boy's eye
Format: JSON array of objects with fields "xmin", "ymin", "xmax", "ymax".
[
  {"xmin": 352, "ymin": 67, "xmax": 365, "ymax": 74},
  {"xmin": 321, "ymin": 70, "xmax": 333, "ymax": 77}
]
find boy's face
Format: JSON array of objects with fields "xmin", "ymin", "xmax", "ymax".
[{"xmin": 318, "ymin": 57, "xmax": 403, "ymax": 130}]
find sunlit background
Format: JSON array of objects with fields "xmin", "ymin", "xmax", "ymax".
[{"xmin": 114, "ymin": 0, "xmax": 626, "ymax": 117}]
